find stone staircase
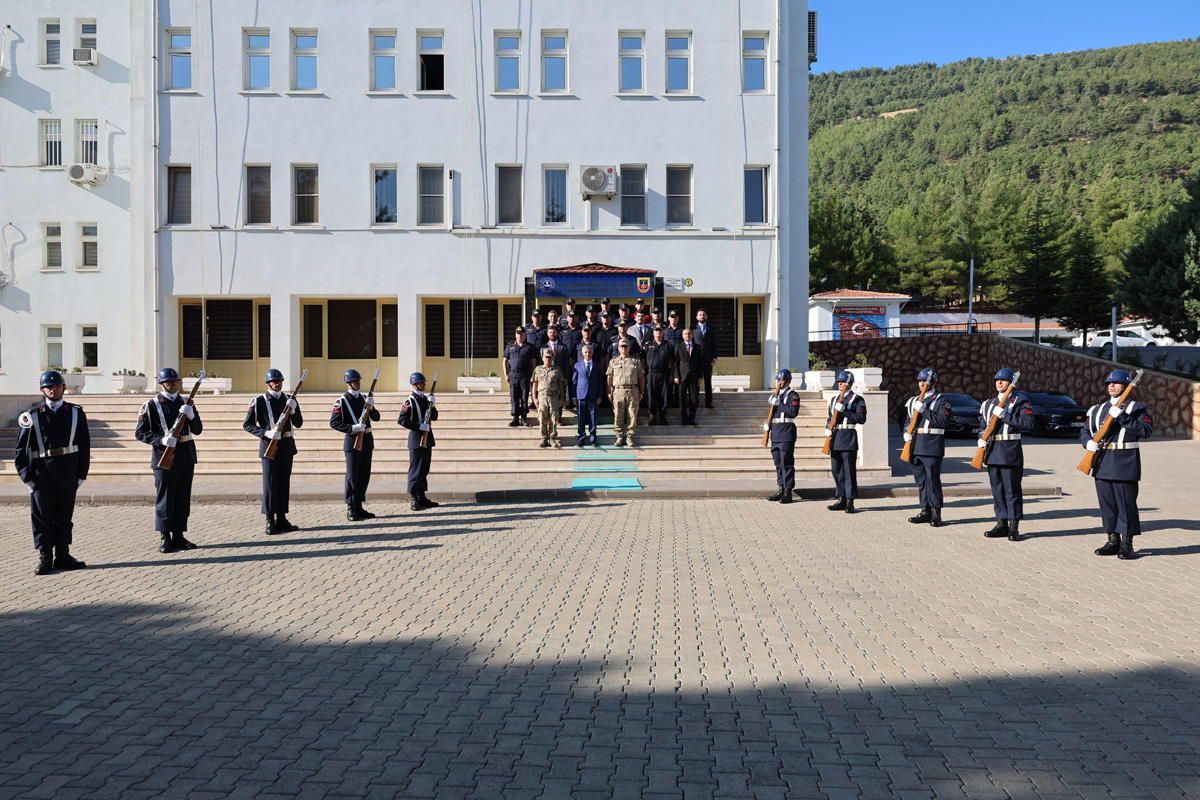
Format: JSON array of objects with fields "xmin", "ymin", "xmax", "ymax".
[{"xmin": 0, "ymin": 392, "xmax": 891, "ymax": 484}]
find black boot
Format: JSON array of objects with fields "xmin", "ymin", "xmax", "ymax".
[
  {"xmin": 985, "ymin": 519, "xmax": 1009, "ymax": 538},
  {"xmin": 1095, "ymin": 532, "xmax": 1120, "ymax": 556},
  {"xmin": 508, "ymin": 416, "xmax": 520, "ymax": 428},
  {"xmin": 828, "ymin": 497, "xmax": 847, "ymax": 511},
  {"xmin": 1118, "ymin": 534, "xmax": 1138, "ymax": 560},
  {"xmin": 54, "ymin": 545, "xmax": 87, "ymax": 570},
  {"xmin": 159, "ymin": 531, "xmax": 177, "ymax": 552},
  {"xmin": 766, "ymin": 486, "xmax": 784, "ymax": 502},
  {"xmin": 419, "ymin": 494, "xmax": 440, "ymax": 509},
  {"xmin": 276, "ymin": 514, "xmax": 300, "ymax": 533},
  {"xmin": 35, "ymin": 549, "xmax": 54, "ymax": 575},
  {"xmin": 356, "ymin": 503, "xmax": 376, "ymax": 520},
  {"xmin": 930, "ymin": 508, "xmax": 943, "ymax": 528},
  {"xmin": 347, "ymin": 504, "xmax": 362, "ymax": 522},
  {"xmin": 1008, "ymin": 520, "xmax": 1021, "ymax": 542},
  {"xmin": 410, "ymin": 497, "xmax": 421, "ymax": 511},
  {"xmin": 659, "ymin": 415, "xmax": 669, "ymax": 426},
  {"xmin": 264, "ymin": 517, "xmax": 279, "ymax": 536},
  {"xmin": 908, "ymin": 507, "xmax": 932, "ymax": 524},
  {"xmin": 170, "ymin": 532, "xmax": 197, "ymax": 551},
  {"xmin": 845, "ymin": 499, "xmax": 856, "ymax": 514},
  {"xmin": 778, "ymin": 488, "xmax": 794, "ymax": 505}
]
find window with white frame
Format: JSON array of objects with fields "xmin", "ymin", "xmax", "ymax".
[
  {"xmin": 292, "ymin": 30, "xmax": 318, "ymax": 91},
  {"xmin": 45, "ymin": 326, "xmax": 64, "ymax": 370},
  {"xmin": 43, "ymin": 224, "xmax": 63, "ymax": 270},
  {"xmin": 79, "ymin": 224, "xmax": 99, "ymax": 269},
  {"xmin": 418, "ymin": 166, "xmax": 445, "ymax": 225},
  {"xmin": 542, "ymin": 32, "xmax": 567, "ymax": 93},
  {"xmin": 373, "ymin": 165, "xmax": 397, "ymax": 224},
  {"xmin": 666, "ymin": 166, "xmax": 692, "ymax": 226},
  {"xmin": 543, "ymin": 166, "xmax": 567, "ymax": 224},
  {"xmin": 744, "ymin": 167, "xmax": 768, "ymax": 225},
  {"xmin": 418, "ymin": 31, "xmax": 444, "ymax": 90},
  {"xmin": 41, "ymin": 19, "xmax": 61, "ymax": 65},
  {"xmin": 666, "ymin": 32, "xmax": 692, "ymax": 93},
  {"xmin": 166, "ymin": 29, "xmax": 192, "ymax": 89},
  {"xmin": 293, "ymin": 165, "xmax": 319, "ymax": 224},
  {"xmin": 620, "ymin": 166, "xmax": 646, "ymax": 226},
  {"xmin": 619, "ymin": 32, "xmax": 644, "ymax": 92},
  {"xmin": 40, "ymin": 120, "xmax": 63, "ymax": 166},
  {"xmin": 497, "ymin": 166, "xmax": 522, "ymax": 224},
  {"xmin": 167, "ymin": 166, "xmax": 192, "ymax": 225},
  {"xmin": 80, "ymin": 325, "xmax": 99, "ymax": 371},
  {"xmin": 371, "ymin": 30, "xmax": 397, "ymax": 91},
  {"xmin": 77, "ymin": 19, "xmax": 97, "ymax": 51},
  {"xmin": 75, "ymin": 119, "xmax": 99, "ymax": 164},
  {"xmin": 495, "ymin": 32, "xmax": 521, "ymax": 92},
  {"xmin": 245, "ymin": 29, "xmax": 270, "ymax": 90},
  {"xmin": 246, "ymin": 165, "xmax": 271, "ymax": 224},
  {"xmin": 742, "ymin": 33, "xmax": 767, "ymax": 92}
]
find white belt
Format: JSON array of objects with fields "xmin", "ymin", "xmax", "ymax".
[
  {"xmin": 33, "ymin": 445, "xmax": 80, "ymax": 459},
  {"xmin": 1100, "ymin": 442, "xmax": 1138, "ymax": 450},
  {"xmin": 992, "ymin": 434, "xmax": 1021, "ymax": 441},
  {"xmin": 835, "ymin": 421, "xmax": 855, "ymax": 430},
  {"xmin": 916, "ymin": 427, "xmax": 945, "ymax": 435},
  {"xmin": 772, "ymin": 416, "xmax": 795, "ymax": 425},
  {"xmin": 176, "ymin": 434, "xmax": 192, "ymax": 443}
]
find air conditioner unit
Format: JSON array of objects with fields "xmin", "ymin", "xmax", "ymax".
[
  {"xmin": 808, "ymin": 11, "xmax": 818, "ymax": 65},
  {"xmin": 67, "ymin": 163, "xmax": 99, "ymax": 184},
  {"xmin": 73, "ymin": 48, "xmax": 99, "ymax": 66},
  {"xmin": 580, "ymin": 165, "xmax": 617, "ymax": 197}
]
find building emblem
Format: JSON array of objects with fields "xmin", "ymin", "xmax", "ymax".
[
  {"xmin": 538, "ymin": 276, "xmax": 556, "ymax": 293},
  {"xmin": 636, "ymin": 277, "xmax": 651, "ymax": 294}
]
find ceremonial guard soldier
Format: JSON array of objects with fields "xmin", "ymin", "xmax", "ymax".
[
  {"xmin": 330, "ymin": 369, "xmax": 381, "ymax": 522},
  {"xmin": 135, "ymin": 367, "xmax": 203, "ymax": 552},
  {"xmin": 904, "ymin": 367, "xmax": 951, "ymax": 527},
  {"xmin": 503, "ymin": 326, "xmax": 537, "ymax": 427},
  {"xmin": 15, "ymin": 370, "xmax": 91, "ymax": 575},
  {"xmin": 766, "ymin": 369, "xmax": 802, "ymax": 504},
  {"xmin": 398, "ymin": 372, "xmax": 439, "ymax": 511},
  {"xmin": 979, "ymin": 368, "xmax": 1035, "ymax": 541},
  {"xmin": 643, "ymin": 325, "xmax": 674, "ymax": 425},
  {"xmin": 1083, "ymin": 369, "xmax": 1153, "ymax": 560},
  {"xmin": 673, "ymin": 327, "xmax": 704, "ymax": 426},
  {"xmin": 825, "ymin": 370, "xmax": 867, "ymax": 513},
  {"xmin": 606, "ymin": 339, "xmax": 646, "ymax": 447},
  {"xmin": 532, "ymin": 349, "xmax": 567, "ymax": 448},
  {"xmin": 243, "ymin": 369, "xmax": 303, "ymax": 536}
]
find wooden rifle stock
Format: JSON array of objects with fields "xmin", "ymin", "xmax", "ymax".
[
  {"xmin": 1077, "ymin": 369, "xmax": 1143, "ymax": 476},
  {"xmin": 264, "ymin": 369, "xmax": 308, "ymax": 460},
  {"xmin": 419, "ymin": 371, "xmax": 439, "ymax": 448},
  {"xmin": 352, "ymin": 369, "xmax": 381, "ymax": 452},
  {"xmin": 900, "ymin": 385, "xmax": 931, "ymax": 463},
  {"xmin": 970, "ymin": 370, "xmax": 1022, "ymax": 470},
  {"xmin": 157, "ymin": 370, "xmax": 205, "ymax": 470},
  {"xmin": 762, "ymin": 382, "xmax": 781, "ymax": 447},
  {"xmin": 821, "ymin": 387, "xmax": 849, "ymax": 456}
]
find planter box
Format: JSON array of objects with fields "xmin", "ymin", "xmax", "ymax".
[
  {"xmin": 849, "ymin": 367, "xmax": 883, "ymax": 390},
  {"xmin": 458, "ymin": 376, "xmax": 501, "ymax": 394},
  {"xmin": 110, "ymin": 375, "xmax": 148, "ymax": 394},
  {"xmin": 711, "ymin": 375, "xmax": 751, "ymax": 393},
  {"xmin": 63, "ymin": 374, "xmax": 86, "ymax": 394},
  {"xmin": 182, "ymin": 377, "xmax": 233, "ymax": 395},
  {"xmin": 804, "ymin": 370, "xmax": 836, "ymax": 391}
]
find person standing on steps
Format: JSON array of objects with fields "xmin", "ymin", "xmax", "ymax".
[
  {"xmin": 135, "ymin": 367, "xmax": 203, "ymax": 553},
  {"xmin": 574, "ymin": 343, "xmax": 604, "ymax": 447},
  {"xmin": 532, "ymin": 348, "xmax": 567, "ymax": 448},
  {"xmin": 643, "ymin": 325, "xmax": 674, "ymax": 426},
  {"xmin": 330, "ymin": 369, "xmax": 381, "ymax": 522},
  {"xmin": 692, "ymin": 308, "xmax": 718, "ymax": 409},
  {"xmin": 673, "ymin": 327, "xmax": 704, "ymax": 426},
  {"xmin": 503, "ymin": 327, "xmax": 537, "ymax": 427},
  {"xmin": 399, "ymin": 372, "xmax": 440, "ymax": 512},
  {"xmin": 243, "ymin": 369, "xmax": 303, "ymax": 536},
  {"xmin": 825, "ymin": 370, "xmax": 867, "ymax": 514},
  {"xmin": 606, "ymin": 339, "xmax": 645, "ymax": 447}
]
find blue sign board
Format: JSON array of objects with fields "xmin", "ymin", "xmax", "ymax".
[{"xmin": 535, "ymin": 272, "xmax": 655, "ymax": 298}]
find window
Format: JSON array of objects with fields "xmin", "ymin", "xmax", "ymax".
[
  {"xmin": 742, "ymin": 34, "xmax": 767, "ymax": 92},
  {"xmin": 329, "ymin": 300, "xmax": 378, "ymax": 359},
  {"xmin": 449, "ymin": 299, "xmax": 499, "ymax": 359},
  {"xmin": 424, "ymin": 303, "xmax": 445, "ymax": 358},
  {"xmin": 418, "ymin": 31, "xmax": 444, "ymax": 90},
  {"xmin": 418, "ymin": 166, "xmax": 445, "ymax": 225},
  {"xmin": 244, "ymin": 29, "xmax": 270, "ymax": 90},
  {"xmin": 166, "ymin": 29, "xmax": 192, "ymax": 89},
  {"xmin": 40, "ymin": 120, "xmax": 63, "ymax": 166},
  {"xmin": 206, "ymin": 300, "xmax": 253, "ymax": 360},
  {"xmin": 75, "ymin": 119, "xmax": 99, "ymax": 164},
  {"xmin": 495, "ymin": 32, "xmax": 521, "ymax": 92},
  {"xmin": 292, "ymin": 29, "xmax": 317, "ymax": 91},
  {"xmin": 302, "ymin": 305, "xmax": 323, "ymax": 357},
  {"xmin": 182, "ymin": 305, "xmax": 203, "ymax": 359},
  {"xmin": 497, "ymin": 166, "xmax": 522, "ymax": 224},
  {"xmin": 543, "ymin": 167, "xmax": 567, "ymax": 224},
  {"xmin": 620, "ymin": 166, "xmax": 646, "ymax": 226},
  {"xmin": 257, "ymin": 304, "xmax": 271, "ymax": 358},
  {"xmin": 373, "ymin": 165, "xmax": 397, "ymax": 224},
  {"xmin": 45, "ymin": 326, "xmax": 64, "ymax": 370},
  {"xmin": 293, "ymin": 165, "xmax": 318, "ymax": 224},
  {"xmin": 666, "ymin": 32, "xmax": 691, "ymax": 93},
  {"xmin": 744, "ymin": 167, "xmax": 768, "ymax": 225},
  {"xmin": 77, "ymin": 19, "xmax": 97, "ymax": 51},
  {"xmin": 742, "ymin": 304, "xmax": 762, "ymax": 356},
  {"xmin": 666, "ymin": 166, "xmax": 692, "ymax": 226},
  {"xmin": 371, "ymin": 30, "xmax": 397, "ymax": 90},
  {"xmin": 383, "ymin": 304, "xmax": 398, "ymax": 358},
  {"xmin": 41, "ymin": 19, "xmax": 61, "ymax": 65},
  {"xmin": 167, "ymin": 166, "xmax": 192, "ymax": 225},
  {"xmin": 43, "ymin": 224, "xmax": 63, "ymax": 270},
  {"xmin": 246, "ymin": 165, "xmax": 271, "ymax": 224},
  {"xmin": 542, "ymin": 32, "xmax": 567, "ymax": 92},
  {"xmin": 79, "ymin": 224, "xmax": 98, "ymax": 269},
  {"xmin": 619, "ymin": 32, "xmax": 644, "ymax": 92},
  {"xmin": 702, "ymin": 299, "xmax": 739, "ymax": 358},
  {"xmin": 80, "ymin": 325, "xmax": 99, "ymax": 370}
]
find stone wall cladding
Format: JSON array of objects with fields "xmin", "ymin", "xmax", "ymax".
[{"xmin": 811, "ymin": 334, "xmax": 1199, "ymax": 439}]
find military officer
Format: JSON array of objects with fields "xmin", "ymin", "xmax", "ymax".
[
  {"xmin": 544, "ymin": 326, "xmax": 573, "ymax": 421},
  {"xmin": 532, "ymin": 349, "xmax": 567, "ymax": 448},
  {"xmin": 826, "ymin": 370, "xmax": 868, "ymax": 513},
  {"xmin": 616, "ymin": 302, "xmax": 633, "ymax": 328},
  {"xmin": 560, "ymin": 312, "xmax": 584, "ymax": 409},
  {"xmin": 330, "ymin": 369, "xmax": 381, "ymax": 522},
  {"xmin": 524, "ymin": 309, "xmax": 547, "ymax": 351},
  {"xmin": 1083, "ymin": 369, "xmax": 1153, "ymax": 560},
  {"xmin": 606, "ymin": 339, "xmax": 646, "ymax": 447},
  {"xmin": 609, "ymin": 320, "xmax": 641, "ymax": 359},
  {"xmin": 598, "ymin": 298, "xmax": 614, "ymax": 323},
  {"xmin": 243, "ymin": 368, "xmax": 304, "ymax": 536},
  {"xmin": 583, "ymin": 304, "xmax": 599, "ymax": 333},
  {"xmin": 651, "ymin": 306, "xmax": 666, "ymax": 329},
  {"xmin": 904, "ymin": 367, "xmax": 952, "ymax": 527},
  {"xmin": 15, "ymin": 370, "xmax": 91, "ymax": 575},
  {"xmin": 664, "ymin": 310, "xmax": 685, "ymax": 408},
  {"xmin": 643, "ymin": 325, "xmax": 674, "ymax": 426},
  {"xmin": 563, "ymin": 298, "xmax": 578, "ymax": 324},
  {"xmin": 503, "ymin": 326, "xmax": 537, "ymax": 427},
  {"xmin": 398, "ymin": 372, "xmax": 439, "ymax": 512},
  {"xmin": 765, "ymin": 369, "xmax": 802, "ymax": 504},
  {"xmin": 979, "ymin": 368, "xmax": 1036, "ymax": 541},
  {"xmin": 135, "ymin": 367, "xmax": 203, "ymax": 553}
]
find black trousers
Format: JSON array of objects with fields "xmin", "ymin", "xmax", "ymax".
[
  {"xmin": 701, "ymin": 363, "xmax": 714, "ymax": 407},
  {"xmin": 830, "ymin": 449, "xmax": 858, "ymax": 499},
  {"xmin": 987, "ymin": 466, "xmax": 1023, "ymax": 520},
  {"xmin": 771, "ymin": 440, "xmax": 796, "ymax": 490},
  {"xmin": 1096, "ymin": 479, "xmax": 1140, "ymax": 535},
  {"xmin": 260, "ymin": 451, "xmax": 294, "ymax": 515},
  {"xmin": 153, "ymin": 462, "xmax": 195, "ymax": 532},
  {"xmin": 31, "ymin": 480, "xmax": 78, "ymax": 551},
  {"xmin": 344, "ymin": 448, "xmax": 373, "ymax": 504},
  {"xmin": 576, "ymin": 398, "xmax": 598, "ymax": 444},
  {"xmin": 911, "ymin": 455, "xmax": 943, "ymax": 509},
  {"xmin": 679, "ymin": 379, "xmax": 699, "ymax": 423},
  {"xmin": 648, "ymin": 372, "xmax": 670, "ymax": 419},
  {"xmin": 408, "ymin": 446, "xmax": 431, "ymax": 496},
  {"xmin": 509, "ymin": 374, "xmax": 530, "ymax": 418}
]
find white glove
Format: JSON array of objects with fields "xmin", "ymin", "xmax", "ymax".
[
  {"xmin": 977, "ymin": 439, "xmax": 988, "ymax": 449},
  {"xmin": 365, "ymin": 396, "xmax": 375, "ymax": 407},
  {"xmin": 913, "ymin": 401, "xmax": 925, "ymax": 413},
  {"xmin": 163, "ymin": 436, "xmax": 178, "ymax": 448},
  {"xmin": 77, "ymin": 479, "xmax": 85, "ymax": 488},
  {"xmin": 428, "ymin": 394, "xmax": 437, "ymax": 405},
  {"xmin": 991, "ymin": 405, "xmax": 1005, "ymax": 419},
  {"xmin": 903, "ymin": 433, "xmax": 913, "ymax": 443},
  {"xmin": 181, "ymin": 404, "xmax": 196, "ymax": 419},
  {"xmin": 763, "ymin": 423, "xmax": 770, "ymax": 432},
  {"xmin": 1108, "ymin": 404, "xmax": 1125, "ymax": 419},
  {"xmin": 351, "ymin": 423, "xmax": 366, "ymax": 433},
  {"xmin": 268, "ymin": 430, "xmax": 282, "ymax": 441},
  {"xmin": 769, "ymin": 395, "xmax": 780, "ymax": 406},
  {"xmin": 420, "ymin": 423, "xmax": 431, "ymax": 432},
  {"xmin": 834, "ymin": 402, "xmax": 845, "ymax": 412},
  {"xmin": 1086, "ymin": 440, "xmax": 1099, "ymax": 452},
  {"xmin": 25, "ymin": 481, "xmax": 35, "ymax": 493},
  {"xmin": 825, "ymin": 429, "xmax": 833, "ymax": 438},
  {"xmin": 286, "ymin": 398, "xmax": 298, "ymax": 411}
]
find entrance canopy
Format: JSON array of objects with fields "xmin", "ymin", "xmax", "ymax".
[{"xmin": 533, "ymin": 264, "xmax": 657, "ymax": 299}]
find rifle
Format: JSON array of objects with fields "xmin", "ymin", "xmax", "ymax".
[
  {"xmin": 821, "ymin": 386, "xmax": 849, "ymax": 457},
  {"xmin": 970, "ymin": 370, "xmax": 1022, "ymax": 470},
  {"xmin": 264, "ymin": 368, "xmax": 308, "ymax": 460},
  {"xmin": 419, "ymin": 371, "xmax": 439, "ymax": 448},
  {"xmin": 1078, "ymin": 368, "xmax": 1143, "ymax": 476},
  {"xmin": 900, "ymin": 383, "xmax": 932, "ymax": 463},
  {"xmin": 157, "ymin": 370, "xmax": 205, "ymax": 470},
  {"xmin": 352, "ymin": 368, "xmax": 380, "ymax": 452},
  {"xmin": 761, "ymin": 380, "xmax": 781, "ymax": 447}
]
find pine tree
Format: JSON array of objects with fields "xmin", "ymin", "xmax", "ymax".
[
  {"xmin": 1010, "ymin": 192, "xmax": 1066, "ymax": 342},
  {"xmin": 1122, "ymin": 172, "xmax": 1200, "ymax": 340},
  {"xmin": 1183, "ymin": 229, "xmax": 1200, "ymax": 331},
  {"xmin": 1057, "ymin": 224, "xmax": 1113, "ymax": 346}
]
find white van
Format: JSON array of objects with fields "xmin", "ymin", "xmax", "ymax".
[{"xmin": 1073, "ymin": 330, "xmax": 1157, "ymax": 349}]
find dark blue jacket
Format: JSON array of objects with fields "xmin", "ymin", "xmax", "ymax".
[
  {"xmin": 573, "ymin": 359, "xmax": 605, "ymax": 403},
  {"xmin": 980, "ymin": 392, "xmax": 1035, "ymax": 468},
  {"xmin": 523, "ymin": 324, "xmax": 547, "ymax": 351},
  {"xmin": 14, "ymin": 401, "xmax": 91, "ymax": 486},
  {"xmin": 769, "ymin": 387, "xmax": 802, "ymax": 444},
  {"xmin": 135, "ymin": 393, "xmax": 204, "ymax": 468},
  {"xmin": 904, "ymin": 392, "xmax": 951, "ymax": 458},
  {"xmin": 1081, "ymin": 398, "xmax": 1152, "ymax": 481},
  {"xmin": 329, "ymin": 391, "xmax": 382, "ymax": 452},
  {"xmin": 826, "ymin": 391, "xmax": 867, "ymax": 451},
  {"xmin": 398, "ymin": 392, "xmax": 438, "ymax": 449},
  {"xmin": 504, "ymin": 340, "xmax": 537, "ymax": 377},
  {"xmin": 243, "ymin": 393, "xmax": 304, "ymax": 458}
]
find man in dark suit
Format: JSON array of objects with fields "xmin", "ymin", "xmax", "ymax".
[
  {"xmin": 573, "ymin": 344, "xmax": 604, "ymax": 446},
  {"xmin": 692, "ymin": 308, "xmax": 718, "ymax": 408},
  {"xmin": 673, "ymin": 327, "xmax": 704, "ymax": 425}
]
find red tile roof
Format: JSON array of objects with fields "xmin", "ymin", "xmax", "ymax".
[
  {"xmin": 534, "ymin": 263, "xmax": 657, "ymax": 275},
  {"xmin": 810, "ymin": 289, "xmax": 911, "ymax": 299}
]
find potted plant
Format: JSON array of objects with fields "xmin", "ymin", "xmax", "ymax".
[
  {"xmin": 710, "ymin": 371, "xmax": 751, "ymax": 393},
  {"xmin": 847, "ymin": 352, "xmax": 883, "ymax": 390},
  {"xmin": 110, "ymin": 368, "xmax": 147, "ymax": 393},
  {"xmin": 183, "ymin": 371, "xmax": 233, "ymax": 394},
  {"xmin": 458, "ymin": 371, "xmax": 502, "ymax": 394},
  {"xmin": 804, "ymin": 353, "xmax": 836, "ymax": 391},
  {"xmin": 62, "ymin": 366, "xmax": 86, "ymax": 394}
]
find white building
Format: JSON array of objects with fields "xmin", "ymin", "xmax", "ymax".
[{"xmin": 809, "ymin": 290, "xmax": 910, "ymax": 341}]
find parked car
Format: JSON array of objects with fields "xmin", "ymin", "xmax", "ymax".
[
  {"xmin": 1024, "ymin": 391, "xmax": 1088, "ymax": 437},
  {"xmin": 1073, "ymin": 330, "xmax": 1157, "ymax": 350},
  {"xmin": 938, "ymin": 392, "xmax": 984, "ymax": 437}
]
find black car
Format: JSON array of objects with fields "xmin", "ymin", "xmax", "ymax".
[
  {"xmin": 1024, "ymin": 391, "xmax": 1088, "ymax": 436},
  {"xmin": 939, "ymin": 392, "xmax": 984, "ymax": 437}
]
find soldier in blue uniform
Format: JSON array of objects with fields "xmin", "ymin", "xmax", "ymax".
[
  {"xmin": 979, "ymin": 368, "xmax": 1036, "ymax": 541},
  {"xmin": 904, "ymin": 367, "xmax": 952, "ymax": 527},
  {"xmin": 826, "ymin": 370, "xmax": 868, "ymax": 513},
  {"xmin": 560, "ymin": 312, "xmax": 583, "ymax": 409},
  {"xmin": 243, "ymin": 368, "xmax": 304, "ymax": 536},
  {"xmin": 609, "ymin": 320, "xmax": 641, "ymax": 359},
  {"xmin": 15, "ymin": 371, "xmax": 91, "ymax": 575},
  {"xmin": 563, "ymin": 298, "xmax": 578, "ymax": 325},
  {"xmin": 398, "ymin": 372, "xmax": 439, "ymax": 512},
  {"xmin": 766, "ymin": 369, "xmax": 802, "ymax": 504},
  {"xmin": 643, "ymin": 325, "xmax": 675, "ymax": 425},
  {"xmin": 330, "ymin": 369, "xmax": 381, "ymax": 522},
  {"xmin": 663, "ymin": 310, "xmax": 685, "ymax": 408},
  {"xmin": 135, "ymin": 367, "xmax": 203, "ymax": 553},
  {"xmin": 524, "ymin": 309, "xmax": 547, "ymax": 351},
  {"xmin": 503, "ymin": 327, "xmax": 537, "ymax": 427},
  {"xmin": 1083, "ymin": 369, "xmax": 1153, "ymax": 560},
  {"xmin": 583, "ymin": 305, "xmax": 599, "ymax": 334}
]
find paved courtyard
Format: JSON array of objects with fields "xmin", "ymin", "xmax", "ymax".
[{"xmin": 2, "ymin": 439, "xmax": 1200, "ymax": 799}]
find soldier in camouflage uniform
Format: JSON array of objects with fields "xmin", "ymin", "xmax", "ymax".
[
  {"xmin": 606, "ymin": 339, "xmax": 646, "ymax": 447},
  {"xmin": 532, "ymin": 348, "xmax": 567, "ymax": 448}
]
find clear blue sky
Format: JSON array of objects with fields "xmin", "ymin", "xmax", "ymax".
[{"xmin": 813, "ymin": 0, "xmax": 1200, "ymax": 74}]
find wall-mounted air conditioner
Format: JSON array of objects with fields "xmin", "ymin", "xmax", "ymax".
[
  {"xmin": 580, "ymin": 165, "xmax": 617, "ymax": 197},
  {"xmin": 67, "ymin": 163, "xmax": 100, "ymax": 184},
  {"xmin": 73, "ymin": 48, "xmax": 99, "ymax": 66}
]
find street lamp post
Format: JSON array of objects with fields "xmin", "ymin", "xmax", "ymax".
[
  {"xmin": 957, "ymin": 234, "xmax": 975, "ymax": 333},
  {"xmin": 1111, "ymin": 302, "xmax": 1118, "ymax": 365}
]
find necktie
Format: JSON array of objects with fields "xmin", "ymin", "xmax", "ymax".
[
  {"xmin": 687, "ymin": 344, "xmax": 692, "ymax": 356},
  {"xmin": 586, "ymin": 363, "xmax": 591, "ymax": 377}
]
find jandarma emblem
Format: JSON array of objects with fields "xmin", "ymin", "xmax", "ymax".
[{"xmin": 538, "ymin": 276, "xmax": 556, "ymax": 293}]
